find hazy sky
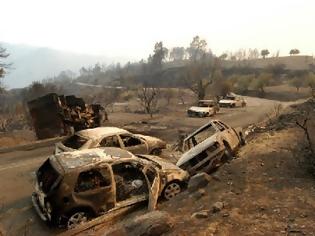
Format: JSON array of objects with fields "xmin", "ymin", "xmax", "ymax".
[{"xmin": 1, "ymin": 0, "xmax": 314, "ymax": 60}]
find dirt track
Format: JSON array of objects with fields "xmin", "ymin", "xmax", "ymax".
[{"xmin": 0, "ymin": 96, "xmax": 302, "ymax": 235}]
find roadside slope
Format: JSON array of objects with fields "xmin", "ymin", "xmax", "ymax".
[{"xmin": 160, "ymin": 99, "xmax": 315, "ymax": 235}]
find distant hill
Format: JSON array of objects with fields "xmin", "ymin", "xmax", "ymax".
[
  {"xmin": 222, "ymin": 55, "xmax": 315, "ymax": 70},
  {"xmin": 163, "ymin": 55, "xmax": 315, "ymax": 71},
  {"xmin": 1, "ymin": 43, "xmax": 128, "ymax": 89}
]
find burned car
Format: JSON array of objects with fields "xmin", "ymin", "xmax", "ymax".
[
  {"xmin": 28, "ymin": 93, "xmax": 104, "ymax": 139},
  {"xmin": 55, "ymin": 127, "xmax": 166, "ymax": 156},
  {"xmin": 32, "ymin": 147, "xmax": 189, "ymax": 229},
  {"xmin": 176, "ymin": 120, "xmax": 245, "ymax": 175},
  {"xmin": 187, "ymin": 100, "xmax": 220, "ymax": 117},
  {"xmin": 219, "ymin": 94, "xmax": 246, "ymax": 108}
]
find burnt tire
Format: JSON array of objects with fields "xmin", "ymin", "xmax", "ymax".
[
  {"xmin": 198, "ymin": 112, "xmax": 207, "ymax": 118},
  {"xmin": 66, "ymin": 210, "xmax": 90, "ymax": 229},
  {"xmin": 222, "ymin": 142, "xmax": 233, "ymax": 162},
  {"xmin": 239, "ymin": 132, "xmax": 246, "ymax": 146},
  {"xmin": 162, "ymin": 181, "xmax": 182, "ymax": 200},
  {"xmin": 151, "ymin": 148, "xmax": 162, "ymax": 156}
]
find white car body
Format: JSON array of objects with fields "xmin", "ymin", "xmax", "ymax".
[
  {"xmin": 219, "ymin": 96, "xmax": 246, "ymax": 108},
  {"xmin": 187, "ymin": 100, "xmax": 219, "ymax": 117}
]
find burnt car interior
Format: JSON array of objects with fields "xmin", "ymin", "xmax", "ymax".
[
  {"xmin": 62, "ymin": 135, "xmax": 87, "ymax": 149},
  {"xmin": 100, "ymin": 135, "xmax": 120, "ymax": 147},
  {"xmin": 213, "ymin": 121, "xmax": 226, "ymax": 131},
  {"xmin": 119, "ymin": 135, "xmax": 142, "ymax": 147},
  {"xmin": 112, "ymin": 162, "xmax": 148, "ymax": 202},
  {"xmin": 75, "ymin": 168, "xmax": 112, "ymax": 192},
  {"xmin": 185, "ymin": 124, "xmax": 217, "ymax": 150}
]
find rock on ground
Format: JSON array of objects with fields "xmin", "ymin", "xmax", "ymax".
[
  {"xmin": 104, "ymin": 211, "xmax": 173, "ymax": 236},
  {"xmin": 187, "ymin": 172, "xmax": 212, "ymax": 192}
]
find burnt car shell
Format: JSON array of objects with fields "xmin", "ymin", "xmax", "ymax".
[
  {"xmin": 32, "ymin": 147, "xmax": 186, "ymax": 228},
  {"xmin": 176, "ymin": 136, "xmax": 225, "ymax": 175},
  {"xmin": 176, "ymin": 120, "xmax": 244, "ymax": 175},
  {"xmin": 55, "ymin": 127, "xmax": 166, "ymax": 156}
]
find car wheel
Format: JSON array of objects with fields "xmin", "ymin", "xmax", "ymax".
[
  {"xmin": 67, "ymin": 211, "xmax": 89, "ymax": 229},
  {"xmin": 163, "ymin": 181, "xmax": 182, "ymax": 200},
  {"xmin": 222, "ymin": 142, "xmax": 233, "ymax": 162},
  {"xmin": 151, "ymin": 148, "xmax": 162, "ymax": 156},
  {"xmin": 239, "ymin": 132, "xmax": 246, "ymax": 146}
]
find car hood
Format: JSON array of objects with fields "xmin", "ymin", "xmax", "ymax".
[
  {"xmin": 139, "ymin": 154, "xmax": 180, "ymax": 170},
  {"xmin": 219, "ymin": 99, "xmax": 236, "ymax": 104},
  {"xmin": 188, "ymin": 106, "xmax": 213, "ymax": 113},
  {"xmin": 177, "ymin": 134, "xmax": 221, "ymax": 167}
]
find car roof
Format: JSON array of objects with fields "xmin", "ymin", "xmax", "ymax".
[
  {"xmin": 199, "ymin": 100, "xmax": 214, "ymax": 102},
  {"xmin": 76, "ymin": 127, "xmax": 129, "ymax": 139},
  {"xmin": 53, "ymin": 147, "xmax": 135, "ymax": 172},
  {"xmin": 184, "ymin": 120, "xmax": 220, "ymax": 141}
]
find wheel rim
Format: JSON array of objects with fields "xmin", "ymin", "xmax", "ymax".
[
  {"xmin": 67, "ymin": 212, "xmax": 88, "ymax": 229},
  {"xmin": 164, "ymin": 182, "xmax": 181, "ymax": 200}
]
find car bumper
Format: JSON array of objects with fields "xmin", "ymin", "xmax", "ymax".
[
  {"xmin": 187, "ymin": 111, "xmax": 207, "ymax": 117},
  {"xmin": 219, "ymin": 103, "xmax": 232, "ymax": 107},
  {"xmin": 32, "ymin": 192, "xmax": 49, "ymax": 222}
]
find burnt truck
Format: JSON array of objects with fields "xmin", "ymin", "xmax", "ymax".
[{"xmin": 28, "ymin": 93, "xmax": 104, "ymax": 140}]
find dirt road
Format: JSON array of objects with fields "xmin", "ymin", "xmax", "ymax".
[{"xmin": 0, "ymin": 96, "xmax": 298, "ymax": 235}]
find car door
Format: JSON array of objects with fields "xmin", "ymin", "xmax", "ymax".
[
  {"xmin": 216, "ymin": 121, "xmax": 240, "ymax": 150},
  {"xmin": 73, "ymin": 164, "xmax": 115, "ymax": 213},
  {"xmin": 143, "ymin": 165, "xmax": 160, "ymax": 211},
  {"xmin": 119, "ymin": 134, "xmax": 148, "ymax": 154}
]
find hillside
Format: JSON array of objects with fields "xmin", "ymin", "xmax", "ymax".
[
  {"xmin": 222, "ymin": 55, "xmax": 315, "ymax": 70},
  {"xmin": 1, "ymin": 43, "xmax": 128, "ymax": 89}
]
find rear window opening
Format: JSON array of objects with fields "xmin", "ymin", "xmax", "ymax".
[
  {"xmin": 62, "ymin": 135, "xmax": 88, "ymax": 149},
  {"xmin": 37, "ymin": 159, "xmax": 61, "ymax": 194}
]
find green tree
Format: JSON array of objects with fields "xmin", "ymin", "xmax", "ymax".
[
  {"xmin": 0, "ymin": 46, "xmax": 10, "ymax": 92},
  {"xmin": 251, "ymin": 73, "xmax": 272, "ymax": 94},
  {"xmin": 261, "ymin": 49, "xmax": 270, "ymax": 59},
  {"xmin": 219, "ymin": 53, "xmax": 228, "ymax": 60},
  {"xmin": 184, "ymin": 63, "xmax": 212, "ymax": 100},
  {"xmin": 306, "ymin": 72, "xmax": 315, "ymax": 89},
  {"xmin": 169, "ymin": 47, "xmax": 185, "ymax": 61},
  {"xmin": 266, "ymin": 63, "xmax": 286, "ymax": 77},
  {"xmin": 289, "ymin": 49, "xmax": 300, "ymax": 56},
  {"xmin": 289, "ymin": 77, "xmax": 304, "ymax": 92},
  {"xmin": 151, "ymin": 42, "xmax": 168, "ymax": 71},
  {"xmin": 235, "ymin": 74, "xmax": 254, "ymax": 94},
  {"xmin": 187, "ymin": 36, "xmax": 207, "ymax": 62}
]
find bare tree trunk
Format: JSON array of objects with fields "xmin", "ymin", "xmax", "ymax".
[{"xmin": 296, "ymin": 118, "xmax": 314, "ymax": 156}]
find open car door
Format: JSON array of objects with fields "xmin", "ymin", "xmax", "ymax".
[{"xmin": 143, "ymin": 165, "xmax": 160, "ymax": 211}]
